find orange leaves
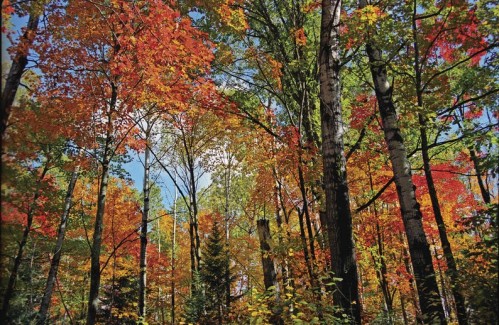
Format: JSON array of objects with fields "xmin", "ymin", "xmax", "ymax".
[
  {"xmin": 34, "ymin": 0, "xmax": 218, "ymax": 153},
  {"xmin": 293, "ymin": 28, "xmax": 307, "ymax": 46},
  {"xmin": 245, "ymin": 47, "xmax": 283, "ymax": 91}
]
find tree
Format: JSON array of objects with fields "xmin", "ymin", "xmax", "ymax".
[
  {"xmin": 200, "ymin": 221, "xmax": 232, "ymax": 324},
  {"xmin": 33, "ymin": 1, "xmax": 215, "ymax": 323},
  {"xmin": 1, "ymin": 2, "xmax": 41, "ymax": 142},
  {"xmin": 319, "ymin": 0, "xmax": 361, "ymax": 322},
  {"xmin": 358, "ymin": 0, "xmax": 447, "ymax": 321}
]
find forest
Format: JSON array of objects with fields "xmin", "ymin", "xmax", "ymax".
[{"xmin": 0, "ymin": 0, "xmax": 497, "ymax": 324}]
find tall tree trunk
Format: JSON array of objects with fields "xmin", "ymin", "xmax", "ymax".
[
  {"xmin": 419, "ymin": 115, "xmax": 467, "ymax": 324},
  {"xmin": 182, "ymin": 134, "xmax": 201, "ymax": 276},
  {"xmin": 37, "ymin": 166, "xmax": 80, "ymax": 324},
  {"xmin": 139, "ymin": 129, "xmax": 151, "ymax": 319},
  {"xmin": 364, "ymin": 40, "xmax": 446, "ymax": 323},
  {"xmin": 224, "ymin": 156, "xmax": 232, "ymax": 312},
  {"xmin": 0, "ymin": 160, "xmax": 49, "ymax": 322},
  {"xmin": 256, "ymin": 219, "xmax": 282, "ymax": 325},
  {"xmin": 411, "ymin": 0, "xmax": 467, "ymax": 317},
  {"xmin": 171, "ymin": 178, "xmax": 178, "ymax": 325},
  {"xmin": 319, "ymin": 0, "xmax": 361, "ymax": 322},
  {"xmin": 1, "ymin": 13, "xmax": 39, "ymax": 142},
  {"xmin": 86, "ymin": 93, "xmax": 116, "ymax": 324},
  {"xmin": 359, "ymin": 1, "xmax": 446, "ymax": 315}
]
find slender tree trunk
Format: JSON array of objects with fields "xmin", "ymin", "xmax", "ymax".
[
  {"xmin": 419, "ymin": 115, "xmax": 467, "ymax": 324},
  {"xmin": 469, "ymin": 147, "xmax": 491, "ymax": 204},
  {"xmin": 139, "ymin": 130, "xmax": 151, "ymax": 319},
  {"xmin": 401, "ymin": 295, "xmax": 409, "ymax": 325},
  {"xmin": 400, "ymin": 241, "xmax": 423, "ymax": 323},
  {"xmin": 367, "ymin": 161, "xmax": 393, "ymax": 318},
  {"xmin": 224, "ymin": 157, "xmax": 232, "ymax": 313},
  {"xmin": 0, "ymin": 161, "xmax": 49, "ymax": 322},
  {"xmin": 256, "ymin": 219, "xmax": 282, "ymax": 325},
  {"xmin": 37, "ymin": 166, "xmax": 80, "ymax": 324},
  {"xmin": 1, "ymin": 13, "xmax": 39, "ymax": 142},
  {"xmin": 411, "ymin": 0, "xmax": 467, "ymax": 316},
  {"xmin": 182, "ymin": 134, "xmax": 201, "ymax": 275},
  {"xmin": 363, "ymin": 34, "xmax": 446, "ymax": 323},
  {"xmin": 171, "ymin": 179, "xmax": 177, "ymax": 325},
  {"xmin": 319, "ymin": 0, "xmax": 361, "ymax": 322},
  {"xmin": 86, "ymin": 98, "xmax": 115, "ymax": 324}
]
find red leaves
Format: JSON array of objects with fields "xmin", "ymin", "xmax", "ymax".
[{"xmin": 420, "ymin": 6, "xmax": 488, "ymax": 66}]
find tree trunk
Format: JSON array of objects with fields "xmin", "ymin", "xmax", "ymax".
[
  {"xmin": 139, "ymin": 130, "xmax": 151, "ymax": 319},
  {"xmin": 37, "ymin": 166, "xmax": 80, "ymax": 324},
  {"xmin": 224, "ymin": 156, "xmax": 232, "ymax": 312},
  {"xmin": 171, "ymin": 178, "xmax": 178, "ymax": 325},
  {"xmin": 0, "ymin": 161, "xmax": 49, "ymax": 322},
  {"xmin": 411, "ymin": 0, "xmax": 467, "ymax": 315},
  {"xmin": 419, "ymin": 116, "xmax": 467, "ymax": 324},
  {"xmin": 469, "ymin": 147, "xmax": 491, "ymax": 204},
  {"xmin": 256, "ymin": 219, "xmax": 282, "ymax": 325},
  {"xmin": 86, "ymin": 94, "xmax": 115, "ymax": 324},
  {"xmin": 364, "ymin": 40, "xmax": 445, "ymax": 323},
  {"xmin": 319, "ymin": 0, "xmax": 361, "ymax": 322},
  {"xmin": 1, "ymin": 13, "xmax": 39, "ymax": 142}
]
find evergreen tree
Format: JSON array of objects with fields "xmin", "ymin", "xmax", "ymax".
[
  {"xmin": 183, "ymin": 271, "xmax": 206, "ymax": 324},
  {"xmin": 200, "ymin": 221, "xmax": 231, "ymax": 324}
]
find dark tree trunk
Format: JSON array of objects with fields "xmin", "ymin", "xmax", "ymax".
[
  {"xmin": 419, "ymin": 116, "xmax": 467, "ymax": 325},
  {"xmin": 469, "ymin": 147, "xmax": 491, "ymax": 205},
  {"xmin": 364, "ymin": 40, "xmax": 445, "ymax": 323},
  {"xmin": 411, "ymin": 0, "xmax": 467, "ymax": 316},
  {"xmin": 37, "ymin": 166, "xmax": 80, "ymax": 324},
  {"xmin": 1, "ymin": 13, "xmax": 39, "ymax": 142},
  {"xmin": 319, "ymin": 0, "xmax": 361, "ymax": 322},
  {"xmin": 86, "ymin": 87, "xmax": 116, "ymax": 324},
  {"xmin": 0, "ymin": 162, "xmax": 49, "ymax": 322},
  {"xmin": 256, "ymin": 219, "xmax": 282, "ymax": 325}
]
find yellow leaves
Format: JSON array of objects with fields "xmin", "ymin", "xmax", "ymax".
[
  {"xmin": 217, "ymin": 4, "xmax": 249, "ymax": 33},
  {"xmin": 359, "ymin": 5, "xmax": 386, "ymax": 26}
]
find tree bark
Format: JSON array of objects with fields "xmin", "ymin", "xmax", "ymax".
[
  {"xmin": 419, "ymin": 116, "xmax": 467, "ymax": 324},
  {"xmin": 411, "ymin": 0, "xmax": 467, "ymax": 316},
  {"xmin": 364, "ymin": 41, "xmax": 446, "ymax": 323},
  {"xmin": 171, "ymin": 181, "xmax": 178, "ymax": 325},
  {"xmin": 319, "ymin": 0, "xmax": 361, "ymax": 322},
  {"xmin": 139, "ymin": 129, "xmax": 151, "ymax": 319},
  {"xmin": 37, "ymin": 166, "xmax": 80, "ymax": 324},
  {"xmin": 1, "ymin": 13, "xmax": 39, "ymax": 142},
  {"xmin": 86, "ymin": 87, "xmax": 116, "ymax": 324},
  {"xmin": 469, "ymin": 147, "xmax": 491, "ymax": 205},
  {"xmin": 256, "ymin": 219, "xmax": 282, "ymax": 325}
]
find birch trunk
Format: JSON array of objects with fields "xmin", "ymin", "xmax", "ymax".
[
  {"xmin": 139, "ymin": 130, "xmax": 151, "ymax": 319},
  {"xmin": 319, "ymin": 0, "xmax": 361, "ymax": 322},
  {"xmin": 364, "ymin": 41, "xmax": 446, "ymax": 323}
]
